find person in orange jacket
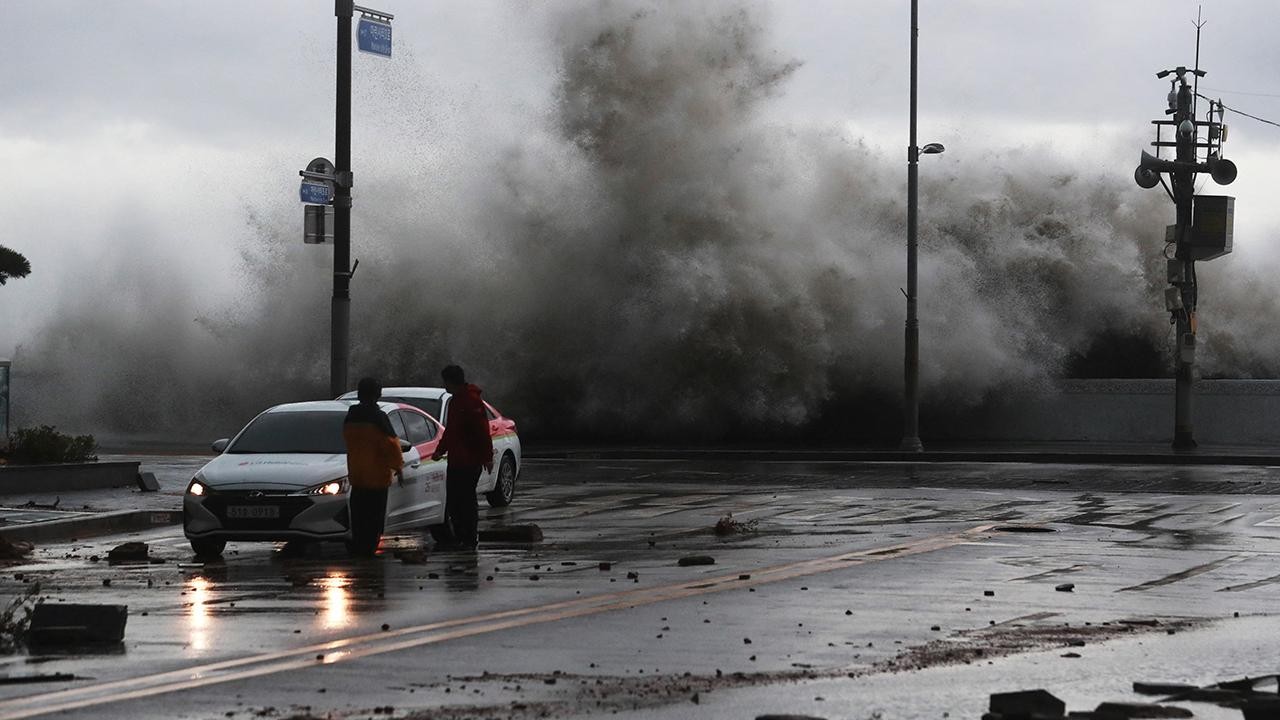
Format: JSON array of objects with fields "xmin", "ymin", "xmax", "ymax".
[
  {"xmin": 431, "ymin": 365, "xmax": 493, "ymax": 548},
  {"xmin": 343, "ymin": 377, "xmax": 404, "ymax": 557}
]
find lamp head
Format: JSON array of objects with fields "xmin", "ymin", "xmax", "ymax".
[{"xmin": 920, "ymin": 142, "xmax": 945, "ymax": 155}]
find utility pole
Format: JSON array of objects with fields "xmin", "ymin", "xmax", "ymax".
[
  {"xmin": 1133, "ymin": 14, "xmax": 1237, "ymax": 450},
  {"xmin": 332, "ymin": 0, "xmax": 354, "ymax": 398},
  {"xmin": 900, "ymin": 0, "xmax": 944, "ymax": 451},
  {"xmin": 901, "ymin": 0, "xmax": 922, "ymax": 453},
  {"xmin": 299, "ymin": 2, "xmax": 390, "ymax": 396}
]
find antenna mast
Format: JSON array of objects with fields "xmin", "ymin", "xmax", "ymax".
[{"xmin": 1192, "ymin": 6, "xmax": 1205, "ymax": 114}]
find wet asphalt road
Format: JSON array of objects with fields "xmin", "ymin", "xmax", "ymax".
[{"xmin": 0, "ymin": 458, "xmax": 1279, "ymax": 719}]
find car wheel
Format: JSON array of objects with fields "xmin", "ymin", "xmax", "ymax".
[
  {"xmin": 485, "ymin": 454, "xmax": 517, "ymax": 507},
  {"xmin": 190, "ymin": 538, "xmax": 226, "ymax": 557}
]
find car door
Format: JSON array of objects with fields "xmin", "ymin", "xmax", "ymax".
[
  {"xmin": 397, "ymin": 409, "xmax": 446, "ymax": 527},
  {"xmin": 479, "ymin": 402, "xmax": 503, "ymax": 492},
  {"xmin": 383, "ymin": 411, "xmax": 423, "ymax": 532}
]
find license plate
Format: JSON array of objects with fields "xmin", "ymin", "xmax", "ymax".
[{"xmin": 226, "ymin": 505, "xmax": 280, "ymax": 520}]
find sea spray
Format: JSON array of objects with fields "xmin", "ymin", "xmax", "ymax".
[{"xmin": 10, "ymin": 1, "xmax": 1268, "ymax": 442}]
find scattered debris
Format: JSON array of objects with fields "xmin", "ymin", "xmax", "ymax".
[
  {"xmin": 1055, "ymin": 583, "xmax": 1075, "ymax": 593},
  {"xmin": 19, "ymin": 497, "xmax": 59, "ymax": 510},
  {"xmin": 677, "ymin": 555, "xmax": 715, "ymax": 567},
  {"xmin": 713, "ymin": 513, "xmax": 758, "ymax": 536},
  {"xmin": 1133, "ymin": 682, "xmax": 1197, "ymax": 696},
  {"xmin": 598, "ymin": 562, "xmax": 611, "ymax": 571},
  {"xmin": 478, "ymin": 525, "xmax": 543, "ymax": 543},
  {"xmin": 879, "ymin": 618, "xmax": 1199, "ymax": 674},
  {"xmin": 28, "ymin": 603, "xmax": 127, "ymax": 646},
  {"xmin": 987, "ymin": 689, "xmax": 1065, "ymax": 719},
  {"xmin": 394, "ymin": 549, "xmax": 428, "ymax": 565},
  {"xmin": 1092, "ymin": 701, "xmax": 1193, "ymax": 718},
  {"xmin": 1243, "ymin": 697, "xmax": 1280, "ymax": 720},
  {"xmin": 135, "ymin": 472, "xmax": 160, "ymax": 492},
  {"xmin": 0, "ymin": 673, "xmax": 77, "ymax": 685},
  {"xmin": 984, "ymin": 590, "xmax": 995, "ymax": 597},
  {"xmin": 1161, "ymin": 674, "xmax": 1280, "ymax": 708},
  {"xmin": 107, "ymin": 542, "xmax": 150, "ymax": 565},
  {"xmin": 0, "ymin": 537, "xmax": 33, "ymax": 562}
]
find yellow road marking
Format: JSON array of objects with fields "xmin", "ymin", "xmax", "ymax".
[{"xmin": 0, "ymin": 524, "xmax": 994, "ymax": 719}]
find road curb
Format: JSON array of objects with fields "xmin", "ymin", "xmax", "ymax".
[{"xmin": 0, "ymin": 509, "xmax": 181, "ymax": 544}]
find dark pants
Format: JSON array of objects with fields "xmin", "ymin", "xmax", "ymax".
[
  {"xmin": 348, "ymin": 486, "xmax": 389, "ymax": 556},
  {"xmin": 445, "ymin": 465, "xmax": 482, "ymax": 546}
]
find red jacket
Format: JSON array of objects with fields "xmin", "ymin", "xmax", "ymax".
[{"xmin": 438, "ymin": 384, "xmax": 494, "ymax": 468}]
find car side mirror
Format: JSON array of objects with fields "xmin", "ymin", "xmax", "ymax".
[
  {"xmin": 399, "ymin": 439, "xmax": 412, "ymax": 452},
  {"xmin": 211, "ymin": 438, "xmax": 230, "ymax": 454}
]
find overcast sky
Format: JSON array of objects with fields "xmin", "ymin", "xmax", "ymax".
[{"xmin": 2, "ymin": 0, "xmax": 1279, "ymax": 356}]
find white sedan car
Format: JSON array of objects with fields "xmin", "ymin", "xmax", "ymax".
[
  {"xmin": 335, "ymin": 386, "xmax": 522, "ymax": 507},
  {"xmin": 183, "ymin": 400, "xmax": 448, "ymax": 556}
]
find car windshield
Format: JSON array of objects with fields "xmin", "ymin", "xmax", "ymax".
[
  {"xmin": 384, "ymin": 397, "xmax": 442, "ymax": 422},
  {"xmin": 228, "ymin": 411, "xmax": 347, "ymax": 454}
]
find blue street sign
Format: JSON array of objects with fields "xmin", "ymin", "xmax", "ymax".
[
  {"xmin": 300, "ymin": 179, "xmax": 334, "ymax": 205},
  {"xmin": 358, "ymin": 17, "xmax": 392, "ymax": 58}
]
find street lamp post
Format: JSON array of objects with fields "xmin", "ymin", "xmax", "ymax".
[
  {"xmin": 901, "ymin": 0, "xmax": 943, "ymax": 452},
  {"xmin": 332, "ymin": 0, "xmax": 354, "ymax": 399}
]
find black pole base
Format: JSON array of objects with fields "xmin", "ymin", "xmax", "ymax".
[
  {"xmin": 1172, "ymin": 431, "xmax": 1198, "ymax": 451},
  {"xmin": 899, "ymin": 437, "xmax": 924, "ymax": 452}
]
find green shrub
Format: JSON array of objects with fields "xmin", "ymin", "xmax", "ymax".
[{"xmin": 7, "ymin": 425, "xmax": 98, "ymax": 465}]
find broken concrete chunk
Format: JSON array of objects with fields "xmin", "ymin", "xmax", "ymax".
[
  {"xmin": 28, "ymin": 604, "xmax": 128, "ymax": 646},
  {"xmin": 1093, "ymin": 701, "xmax": 1193, "ymax": 718},
  {"xmin": 1243, "ymin": 697, "xmax": 1280, "ymax": 720},
  {"xmin": 0, "ymin": 538, "xmax": 34, "ymax": 561},
  {"xmin": 989, "ymin": 689, "xmax": 1066, "ymax": 719},
  {"xmin": 1132, "ymin": 682, "xmax": 1198, "ymax": 696},
  {"xmin": 107, "ymin": 542, "xmax": 149, "ymax": 565},
  {"xmin": 478, "ymin": 525, "xmax": 543, "ymax": 543},
  {"xmin": 677, "ymin": 555, "xmax": 715, "ymax": 567},
  {"xmin": 135, "ymin": 472, "xmax": 160, "ymax": 492},
  {"xmin": 394, "ymin": 549, "xmax": 428, "ymax": 565}
]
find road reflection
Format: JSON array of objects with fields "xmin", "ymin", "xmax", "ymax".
[
  {"xmin": 319, "ymin": 572, "xmax": 352, "ymax": 631},
  {"xmin": 187, "ymin": 576, "xmax": 211, "ymax": 652}
]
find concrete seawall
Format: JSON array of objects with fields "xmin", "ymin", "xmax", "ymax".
[
  {"xmin": 0, "ymin": 461, "xmax": 141, "ymax": 495},
  {"xmin": 955, "ymin": 379, "xmax": 1280, "ymax": 445}
]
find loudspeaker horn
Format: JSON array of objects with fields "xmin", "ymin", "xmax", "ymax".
[
  {"xmin": 1208, "ymin": 156, "xmax": 1237, "ymax": 185},
  {"xmin": 1134, "ymin": 165, "xmax": 1161, "ymax": 189}
]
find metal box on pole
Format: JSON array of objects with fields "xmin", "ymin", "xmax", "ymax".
[
  {"xmin": 1188, "ymin": 195, "xmax": 1234, "ymax": 261},
  {"xmin": 304, "ymin": 206, "xmax": 334, "ymax": 244}
]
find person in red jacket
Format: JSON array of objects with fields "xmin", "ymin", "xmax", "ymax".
[{"xmin": 431, "ymin": 365, "xmax": 493, "ymax": 548}]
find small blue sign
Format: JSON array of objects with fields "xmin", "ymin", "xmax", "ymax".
[
  {"xmin": 300, "ymin": 180, "xmax": 334, "ymax": 205},
  {"xmin": 358, "ymin": 17, "xmax": 392, "ymax": 58}
]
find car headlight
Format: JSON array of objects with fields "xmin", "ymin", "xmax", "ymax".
[
  {"xmin": 187, "ymin": 478, "xmax": 209, "ymax": 496},
  {"xmin": 304, "ymin": 478, "xmax": 350, "ymax": 496}
]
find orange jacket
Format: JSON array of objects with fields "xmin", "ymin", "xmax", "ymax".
[{"xmin": 343, "ymin": 403, "xmax": 404, "ymax": 490}]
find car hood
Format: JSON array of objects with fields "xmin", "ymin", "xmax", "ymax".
[{"xmin": 197, "ymin": 453, "xmax": 347, "ymax": 491}]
